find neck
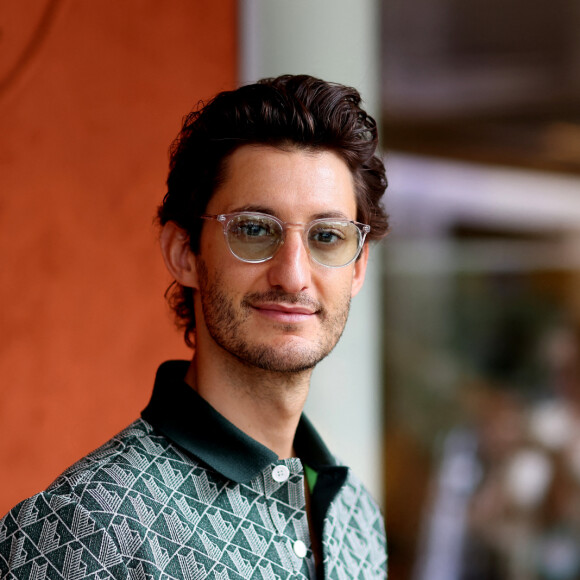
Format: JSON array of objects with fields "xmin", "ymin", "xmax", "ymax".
[{"xmin": 184, "ymin": 349, "xmax": 312, "ymax": 459}]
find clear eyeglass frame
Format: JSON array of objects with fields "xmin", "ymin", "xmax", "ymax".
[{"xmin": 201, "ymin": 211, "xmax": 371, "ymax": 268}]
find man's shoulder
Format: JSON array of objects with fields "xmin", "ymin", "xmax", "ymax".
[
  {"xmin": 329, "ymin": 456, "xmax": 384, "ymax": 518},
  {"xmin": 2, "ymin": 417, "xmax": 196, "ymax": 526},
  {"xmin": 0, "ymin": 418, "xmax": 201, "ymax": 577},
  {"xmin": 46, "ymin": 418, "xmax": 197, "ymax": 499},
  {"xmin": 323, "ymin": 467, "xmax": 387, "ymax": 574},
  {"xmin": 0, "ymin": 420, "xmax": 152, "ymax": 579},
  {"xmin": 333, "ymin": 465, "xmax": 386, "ymax": 543},
  {"xmin": 342, "ymin": 469, "xmax": 385, "ymax": 525},
  {"xmin": 44, "ymin": 419, "xmax": 150, "ymax": 489}
]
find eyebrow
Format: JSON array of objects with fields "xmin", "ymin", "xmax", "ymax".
[
  {"xmin": 228, "ymin": 205, "xmax": 353, "ymax": 222},
  {"xmin": 231, "ymin": 204, "xmax": 276, "ymax": 215}
]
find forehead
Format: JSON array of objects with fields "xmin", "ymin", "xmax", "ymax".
[{"xmin": 207, "ymin": 145, "xmax": 357, "ymax": 220}]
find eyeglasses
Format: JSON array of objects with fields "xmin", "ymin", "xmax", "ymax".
[{"xmin": 201, "ymin": 211, "xmax": 370, "ymax": 268}]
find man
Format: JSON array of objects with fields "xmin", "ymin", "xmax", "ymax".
[{"xmin": 1, "ymin": 75, "xmax": 389, "ymax": 579}]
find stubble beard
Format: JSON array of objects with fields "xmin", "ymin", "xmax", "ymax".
[{"xmin": 196, "ymin": 260, "xmax": 351, "ymax": 374}]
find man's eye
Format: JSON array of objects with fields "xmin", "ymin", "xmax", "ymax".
[
  {"xmin": 237, "ymin": 221, "xmax": 272, "ymax": 237},
  {"xmin": 310, "ymin": 227, "xmax": 345, "ymax": 245}
]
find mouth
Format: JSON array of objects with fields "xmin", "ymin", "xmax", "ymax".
[{"xmin": 250, "ymin": 302, "xmax": 319, "ymax": 323}]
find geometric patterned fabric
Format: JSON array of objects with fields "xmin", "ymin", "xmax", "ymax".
[{"xmin": 0, "ymin": 361, "xmax": 387, "ymax": 579}]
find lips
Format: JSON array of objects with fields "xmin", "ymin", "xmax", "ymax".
[
  {"xmin": 258, "ymin": 303, "xmax": 316, "ymax": 314},
  {"xmin": 250, "ymin": 302, "xmax": 319, "ymax": 323}
]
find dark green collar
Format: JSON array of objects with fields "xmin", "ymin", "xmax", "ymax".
[{"xmin": 141, "ymin": 360, "xmax": 340, "ymax": 483}]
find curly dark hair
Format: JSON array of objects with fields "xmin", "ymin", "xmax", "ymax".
[{"xmin": 157, "ymin": 74, "xmax": 389, "ymax": 347}]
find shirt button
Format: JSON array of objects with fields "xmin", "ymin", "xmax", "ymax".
[
  {"xmin": 293, "ymin": 539, "xmax": 307, "ymax": 558},
  {"xmin": 272, "ymin": 465, "xmax": 290, "ymax": 482}
]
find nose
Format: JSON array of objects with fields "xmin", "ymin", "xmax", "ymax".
[{"xmin": 266, "ymin": 228, "xmax": 311, "ymax": 293}]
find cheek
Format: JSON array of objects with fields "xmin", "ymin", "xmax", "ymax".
[
  {"xmin": 215, "ymin": 261, "xmax": 265, "ymax": 296},
  {"xmin": 317, "ymin": 271, "xmax": 354, "ymax": 304}
]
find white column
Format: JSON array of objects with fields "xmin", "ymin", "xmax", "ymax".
[{"xmin": 239, "ymin": 0, "xmax": 384, "ymax": 502}]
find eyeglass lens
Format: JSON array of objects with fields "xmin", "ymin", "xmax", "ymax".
[{"xmin": 225, "ymin": 214, "xmax": 362, "ymax": 267}]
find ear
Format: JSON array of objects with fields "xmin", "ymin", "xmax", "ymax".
[
  {"xmin": 160, "ymin": 221, "xmax": 199, "ymax": 290},
  {"xmin": 351, "ymin": 243, "xmax": 369, "ymax": 298}
]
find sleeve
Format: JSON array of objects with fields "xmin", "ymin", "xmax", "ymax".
[{"xmin": 0, "ymin": 493, "xmax": 130, "ymax": 579}]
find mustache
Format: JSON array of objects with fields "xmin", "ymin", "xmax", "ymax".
[{"xmin": 242, "ymin": 290, "xmax": 322, "ymax": 312}]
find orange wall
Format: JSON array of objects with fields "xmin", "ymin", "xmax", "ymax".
[{"xmin": 0, "ymin": 1, "xmax": 237, "ymax": 514}]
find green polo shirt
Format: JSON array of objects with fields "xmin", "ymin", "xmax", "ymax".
[{"xmin": 0, "ymin": 360, "xmax": 387, "ymax": 578}]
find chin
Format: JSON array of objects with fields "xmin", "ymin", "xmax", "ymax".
[{"xmin": 234, "ymin": 338, "xmax": 335, "ymax": 374}]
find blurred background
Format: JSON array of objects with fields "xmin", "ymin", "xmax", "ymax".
[
  {"xmin": 382, "ymin": 1, "xmax": 580, "ymax": 579},
  {"xmin": 2, "ymin": 1, "xmax": 580, "ymax": 579}
]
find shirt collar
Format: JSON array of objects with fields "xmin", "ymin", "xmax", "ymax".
[{"xmin": 141, "ymin": 360, "xmax": 338, "ymax": 483}]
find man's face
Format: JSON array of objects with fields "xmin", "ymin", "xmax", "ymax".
[{"xmin": 192, "ymin": 144, "xmax": 368, "ymax": 373}]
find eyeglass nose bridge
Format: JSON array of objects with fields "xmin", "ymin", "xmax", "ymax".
[{"xmin": 273, "ymin": 222, "xmax": 312, "ymax": 260}]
